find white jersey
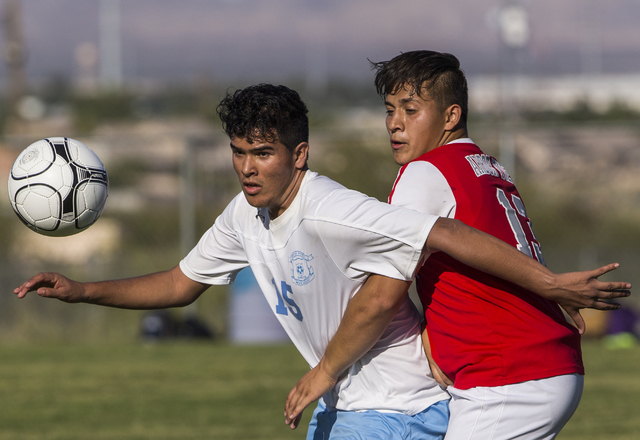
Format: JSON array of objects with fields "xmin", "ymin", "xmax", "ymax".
[
  {"xmin": 180, "ymin": 171, "xmax": 449, "ymax": 414},
  {"xmin": 390, "ymin": 139, "xmax": 473, "ymax": 217}
]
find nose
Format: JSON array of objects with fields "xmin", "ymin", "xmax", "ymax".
[
  {"xmin": 241, "ymin": 155, "xmax": 256, "ymax": 176},
  {"xmin": 387, "ymin": 110, "xmax": 403, "ymax": 133}
]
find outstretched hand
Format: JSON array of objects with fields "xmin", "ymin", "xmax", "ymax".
[
  {"xmin": 548, "ymin": 263, "xmax": 631, "ymax": 334},
  {"xmin": 284, "ymin": 363, "xmax": 337, "ymax": 430},
  {"xmin": 13, "ymin": 272, "xmax": 85, "ymax": 303}
]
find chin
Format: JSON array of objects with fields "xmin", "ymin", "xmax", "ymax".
[
  {"xmin": 242, "ymin": 194, "xmax": 263, "ymax": 208},
  {"xmin": 392, "ymin": 152, "xmax": 409, "ymax": 166}
]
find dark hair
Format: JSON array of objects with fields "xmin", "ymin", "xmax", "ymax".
[
  {"xmin": 371, "ymin": 51, "xmax": 468, "ymax": 124},
  {"xmin": 216, "ymin": 84, "xmax": 309, "ymax": 151}
]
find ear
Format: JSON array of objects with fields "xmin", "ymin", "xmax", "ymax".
[
  {"xmin": 443, "ymin": 105, "xmax": 463, "ymax": 131},
  {"xmin": 293, "ymin": 142, "xmax": 309, "ymax": 170}
]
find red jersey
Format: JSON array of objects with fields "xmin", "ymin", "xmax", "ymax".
[{"xmin": 389, "ymin": 141, "xmax": 583, "ymax": 390}]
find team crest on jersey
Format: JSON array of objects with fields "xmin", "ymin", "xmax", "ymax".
[{"xmin": 289, "ymin": 251, "xmax": 315, "ymax": 286}]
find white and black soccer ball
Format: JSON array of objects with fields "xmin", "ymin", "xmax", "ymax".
[{"xmin": 8, "ymin": 137, "xmax": 109, "ymax": 237}]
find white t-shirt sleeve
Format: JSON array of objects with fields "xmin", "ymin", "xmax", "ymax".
[
  {"xmin": 313, "ymin": 188, "xmax": 438, "ymax": 282},
  {"xmin": 180, "ymin": 195, "xmax": 249, "ymax": 285},
  {"xmin": 390, "ymin": 161, "xmax": 456, "ymax": 218}
]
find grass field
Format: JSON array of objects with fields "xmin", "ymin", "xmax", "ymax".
[{"xmin": 0, "ymin": 340, "xmax": 637, "ymax": 439}]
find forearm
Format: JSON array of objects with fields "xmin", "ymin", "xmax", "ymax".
[
  {"xmin": 83, "ymin": 270, "xmax": 193, "ymax": 309},
  {"xmin": 319, "ymin": 275, "xmax": 411, "ymax": 379},
  {"xmin": 426, "ymin": 218, "xmax": 554, "ymax": 296},
  {"xmin": 15, "ymin": 264, "xmax": 211, "ymax": 308}
]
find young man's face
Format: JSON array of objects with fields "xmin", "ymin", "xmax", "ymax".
[
  {"xmin": 231, "ymin": 136, "xmax": 308, "ymax": 219},
  {"xmin": 384, "ymin": 86, "xmax": 448, "ymax": 166}
]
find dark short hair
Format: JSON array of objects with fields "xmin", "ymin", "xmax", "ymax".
[
  {"xmin": 216, "ymin": 84, "xmax": 309, "ymax": 151},
  {"xmin": 371, "ymin": 51, "xmax": 468, "ymax": 124}
]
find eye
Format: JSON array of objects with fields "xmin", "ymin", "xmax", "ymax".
[{"xmin": 405, "ymin": 108, "xmax": 417, "ymax": 115}]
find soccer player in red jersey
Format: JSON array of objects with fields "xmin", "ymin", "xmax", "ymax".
[{"xmin": 285, "ymin": 51, "xmax": 631, "ymax": 439}]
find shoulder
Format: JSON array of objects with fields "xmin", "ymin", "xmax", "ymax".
[
  {"xmin": 391, "ymin": 160, "xmax": 452, "ymax": 199},
  {"xmin": 215, "ymin": 191, "xmax": 258, "ymax": 232},
  {"xmin": 299, "ymin": 172, "xmax": 346, "ymax": 202},
  {"xmin": 398, "ymin": 160, "xmax": 447, "ymax": 184},
  {"xmin": 299, "ymin": 172, "xmax": 374, "ymax": 217},
  {"xmin": 389, "ymin": 157, "xmax": 457, "ymax": 217}
]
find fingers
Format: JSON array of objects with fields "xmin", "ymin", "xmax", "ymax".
[
  {"xmin": 432, "ymin": 372, "xmax": 448, "ymax": 388},
  {"xmin": 287, "ymin": 411, "xmax": 304, "ymax": 430},
  {"xmin": 285, "ymin": 367, "xmax": 334, "ymax": 428},
  {"xmin": 590, "ymin": 281, "xmax": 631, "ymax": 309},
  {"xmin": 440, "ymin": 369, "xmax": 454, "ymax": 387},
  {"xmin": 589, "ymin": 262, "xmax": 620, "ymax": 278},
  {"xmin": 13, "ymin": 272, "xmax": 55, "ymax": 298},
  {"xmin": 285, "ymin": 374, "xmax": 308, "ymax": 423},
  {"xmin": 584, "ymin": 262, "xmax": 631, "ymax": 307},
  {"xmin": 284, "ymin": 382, "xmax": 307, "ymax": 427},
  {"xmin": 13, "ymin": 272, "xmax": 75, "ymax": 301},
  {"xmin": 596, "ymin": 283, "xmax": 631, "ymax": 297},
  {"xmin": 588, "ymin": 300, "xmax": 623, "ymax": 311},
  {"xmin": 432, "ymin": 371, "xmax": 452, "ymax": 388},
  {"xmin": 292, "ymin": 412, "xmax": 304, "ymax": 430},
  {"xmin": 429, "ymin": 362, "xmax": 449, "ymax": 388},
  {"xmin": 589, "ymin": 263, "xmax": 631, "ymax": 293},
  {"xmin": 284, "ymin": 389, "xmax": 311, "ymax": 428},
  {"xmin": 284, "ymin": 386, "xmax": 299, "ymax": 423},
  {"xmin": 564, "ymin": 307, "xmax": 586, "ymax": 335}
]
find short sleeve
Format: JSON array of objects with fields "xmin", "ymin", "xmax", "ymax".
[
  {"xmin": 390, "ymin": 161, "xmax": 456, "ymax": 218},
  {"xmin": 180, "ymin": 196, "xmax": 249, "ymax": 285},
  {"xmin": 313, "ymin": 189, "xmax": 438, "ymax": 282}
]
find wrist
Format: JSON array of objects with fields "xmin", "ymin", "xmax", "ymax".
[
  {"xmin": 537, "ymin": 272, "xmax": 559, "ymax": 300},
  {"xmin": 317, "ymin": 357, "xmax": 343, "ymax": 381},
  {"xmin": 80, "ymin": 281, "xmax": 95, "ymax": 303}
]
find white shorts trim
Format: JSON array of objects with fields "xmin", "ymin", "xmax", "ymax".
[{"xmin": 444, "ymin": 374, "xmax": 584, "ymax": 440}]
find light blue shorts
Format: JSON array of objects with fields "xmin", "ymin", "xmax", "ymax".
[{"xmin": 306, "ymin": 398, "xmax": 450, "ymax": 440}]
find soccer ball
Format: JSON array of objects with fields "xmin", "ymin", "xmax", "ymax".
[{"xmin": 8, "ymin": 137, "xmax": 109, "ymax": 237}]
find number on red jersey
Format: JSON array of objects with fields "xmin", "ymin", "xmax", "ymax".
[{"xmin": 496, "ymin": 188, "xmax": 545, "ymax": 266}]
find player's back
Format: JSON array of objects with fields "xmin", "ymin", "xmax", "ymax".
[{"xmin": 391, "ymin": 142, "xmax": 583, "ymax": 390}]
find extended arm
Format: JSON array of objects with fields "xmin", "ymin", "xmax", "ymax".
[
  {"xmin": 284, "ymin": 217, "xmax": 631, "ymax": 427},
  {"xmin": 13, "ymin": 265, "xmax": 209, "ymax": 309},
  {"xmin": 426, "ymin": 218, "xmax": 631, "ymax": 330}
]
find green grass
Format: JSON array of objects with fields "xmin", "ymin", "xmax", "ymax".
[
  {"xmin": 0, "ymin": 340, "xmax": 637, "ymax": 439},
  {"xmin": 559, "ymin": 340, "xmax": 640, "ymax": 440},
  {"xmin": 0, "ymin": 342, "xmax": 312, "ymax": 440}
]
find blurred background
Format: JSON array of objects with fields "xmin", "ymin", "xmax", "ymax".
[{"xmin": 0, "ymin": 0, "xmax": 638, "ymax": 345}]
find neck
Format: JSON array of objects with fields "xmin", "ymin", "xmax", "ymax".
[
  {"xmin": 439, "ymin": 126, "xmax": 468, "ymax": 148},
  {"xmin": 269, "ymin": 169, "xmax": 306, "ymax": 219}
]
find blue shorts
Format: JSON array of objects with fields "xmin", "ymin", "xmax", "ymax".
[{"xmin": 306, "ymin": 399, "xmax": 449, "ymax": 440}]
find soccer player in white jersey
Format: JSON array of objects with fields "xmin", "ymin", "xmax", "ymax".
[
  {"xmin": 284, "ymin": 54, "xmax": 632, "ymax": 439},
  {"xmin": 15, "ymin": 84, "xmax": 630, "ymax": 440}
]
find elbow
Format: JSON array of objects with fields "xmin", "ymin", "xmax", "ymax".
[
  {"xmin": 356, "ymin": 278, "xmax": 410, "ymax": 316},
  {"xmin": 426, "ymin": 218, "xmax": 466, "ymax": 253},
  {"xmin": 368, "ymin": 295, "xmax": 402, "ymax": 315},
  {"xmin": 173, "ymin": 289, "xmax": 203, "ymax": 308}
]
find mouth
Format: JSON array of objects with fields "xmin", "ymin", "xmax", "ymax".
[
  {"xmin": 243, "ymin": 182, "xmax": 261, "ymax": 195},
  {"xmin": 391, "ymin": 140, "xmax": 406, "ymax": 151}
]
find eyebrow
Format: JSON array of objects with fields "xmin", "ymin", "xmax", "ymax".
[
  {"xmin": 230, "ymin": 143, "xmax": 275, "ymax": 153},
  {"xmin": 385, "ymin": 97, "xmax": 420, "ymax": 107}
]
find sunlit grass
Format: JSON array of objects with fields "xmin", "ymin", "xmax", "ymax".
[
  {"xmin": 0, "ymin": 339, "xmax": 637, "ymax": 439},
  {"xmin": 0, "ymin": 342, "xmax": 311, "ymax": 440},
  {"xmin": 559, "ymin": 339, "xmax": 640, "ymax": 440}
]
